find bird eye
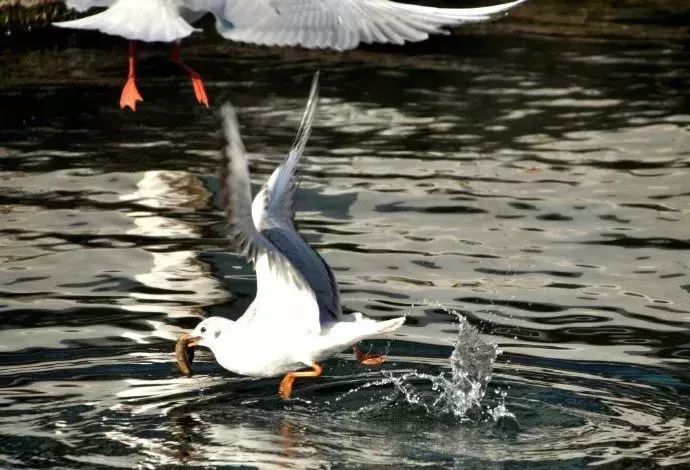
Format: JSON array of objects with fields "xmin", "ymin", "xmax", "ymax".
[{"xmin": 201, "ymin": 326, "xmax": 206, "ymax": 334}]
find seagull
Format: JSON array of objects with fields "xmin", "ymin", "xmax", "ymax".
[
  {"xmin": 53, "ymin": 0, "xmax": 527, "ymax": 111},
  {"xmin": 183, "ymin": 72, "xmax": 405, "ymax": 399}
]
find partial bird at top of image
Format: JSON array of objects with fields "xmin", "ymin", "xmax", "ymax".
[{"xmin": 51, "ymin": 0, "xmax": 528, "ymax": 111}]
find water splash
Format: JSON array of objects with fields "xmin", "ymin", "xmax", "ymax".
[{"xmin": 340, "ymin": 310, "xmax": 513, "ymax": 422}]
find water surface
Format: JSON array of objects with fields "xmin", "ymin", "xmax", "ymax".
[{"xmin": 1, "ymin": 25, "xmax": 689, "ymax": 469}]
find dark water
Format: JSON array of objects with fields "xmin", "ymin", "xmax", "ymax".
[{"xmin": 1, "ymin": 28, "xmax": 689, "ymax": 468}]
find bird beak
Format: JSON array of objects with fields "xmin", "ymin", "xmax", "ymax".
[{"xmin": 187, "ymin": 336, "xmax": 202, "ymax": 347}]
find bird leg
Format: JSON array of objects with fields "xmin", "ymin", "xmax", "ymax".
[
  {"xmin": 278, "ymin": 363, "xmax": 323, "ymax": 399},
  {"xmin": 171, "ymin": 42, "xmax": 209, "ymax": 107},
  {"xmin": 120, "ymin": 41, "xmax": 143, "ymax": 111},
  {"xmin": 353, "ymin": 345, "xmax": 386, "ymax": 366}
]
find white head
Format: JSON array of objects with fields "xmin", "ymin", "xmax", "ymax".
[{"xmin": 189, "ymin": 316, "xmax": 236, "ymax": 351}]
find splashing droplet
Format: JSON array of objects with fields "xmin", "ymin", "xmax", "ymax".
[{"xmin": 340, "ymin": 309, "xmax": 513, "ymax": 422}]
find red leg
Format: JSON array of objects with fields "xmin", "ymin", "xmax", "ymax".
[
  {"xmin": 120, "ymin": 41, "xmax": 143, "ymax": 111},
  {"xmin": 354, "ymin": 345, "xmax": 386, "ymax": 366},
  {"xmin": 171, "ymin": 42, "xmax": 209, "ymax": 108},
  {"xmin": 278, "ymin": 363, "xmax": 322, "ymax": 399}
]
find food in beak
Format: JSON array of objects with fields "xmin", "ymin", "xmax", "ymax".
[{"xmin": 175, "ymin": 333, "xmax": 197, "ymax": 377}]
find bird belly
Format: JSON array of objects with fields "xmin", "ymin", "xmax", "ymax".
[{"xmin": 213, "ymin": 334, "xmax": 317, "ymax": 378}]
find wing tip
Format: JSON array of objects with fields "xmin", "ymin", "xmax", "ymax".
[
  {"xmin": 289, "ymin": 71, "xmax": 321, "ymax": 156},
  {"xmin": 309, "ymin": 70, "xmax": 320, "ymax": 104},
  {"xmin": 220, "ymin": 101, "xmax": 245, "ymax": 153},
  {"xmin": 220, "ymin": 101, "xmax": 237, "ymax": 125}
]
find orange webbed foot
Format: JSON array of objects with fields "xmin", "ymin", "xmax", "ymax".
[
  {"xmin": 354, "ymin": 346, "xmax": 386, "ymax": 366},
  {"xmin": 171, "ymin": 43, "xmax": 209, "ymax": 108},
  {"xmin": 279, "ymin": 374, "xmax": 295, "ymax": 400},
  {"xmin": 278, "ymin": 363, "xmax": 323, "ymax": 400},
  {"xmin": 120, "ymin": 77, "xmax": 143, "ymax": 111},
  {"xmin": 190, "ymin": 72, "xmax": 209, "ymax": 108}
]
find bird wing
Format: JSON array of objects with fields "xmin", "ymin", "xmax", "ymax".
[
  {"xmin": 55, "ymin": 0, "xmax": 196, "ymax": 42},
  {"xmin": 198, "ymin": 0, "xmax": 526, "ymax": 51},
  {"xmin": 220, "ymin": 73, "xmax": 341, "ymax": 335},
  {"xmin": 181, "ymin": 0, "xmax": 226, "ymax": 14},
  {"xmin": 64, "ymin": 0, "xmax": 114, "ymax": 13},
  {"xmin": 256, "ymin": 72, "xmax": 343, "ymax": 323},
  {"xmin": 262, "ymin": 71, "xmax": 319, "ymax": 229}
]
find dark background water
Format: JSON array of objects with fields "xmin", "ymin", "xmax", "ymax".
[{"xmin": 1, "ymin": 2, "xmax": 689, "ymax": 468}]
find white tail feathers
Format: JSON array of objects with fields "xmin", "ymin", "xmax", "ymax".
[
  {"xmin": 54, "ymin": 0, "xmax": 196, "ymax": 42},
  {"xmin": 325, "ymin": 312, "xmax": 405, "ymax": 345},
  {"xmin": 375, "ymin": 316, "xmax": 406, "ymax": 335}
]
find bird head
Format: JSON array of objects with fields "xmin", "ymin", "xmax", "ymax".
[{"xmin": 189, "ymin": 316, "xmax": 235, "ymax": 350}]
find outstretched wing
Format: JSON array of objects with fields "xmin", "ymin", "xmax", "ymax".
[
  {"xmin": 219, "ymin": 73, "xmax": 341, "ymax": 333},
  {"xmin": 262, "ymin": 71, "xmax": 319, "ymax": 229},
  {"xmin": 220, "ymin": 100, "xmax": 321, "ymax": 335},
  {"xmin": 255, "ymin": 72, "xmax": 343, "ymax": 323},
  {"xmin": 202, "ymin": 0, "xmax": 526, "ymax": 51},
  {"xmin": 218, "ymin": 103, "xmax": 268, "ymax": 261}
]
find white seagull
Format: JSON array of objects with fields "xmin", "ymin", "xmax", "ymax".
[
  {"xmin": 53, "ymin": 0, "xmax": 527, "ymax": 110},
  {"xmin": 184, "ymin": 72, "xmax": 405, "ymax": 399}
]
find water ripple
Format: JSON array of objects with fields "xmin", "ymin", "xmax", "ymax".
[{"xmin": 0, "ymin": 31, "xmax": 689, "ymax": 468}]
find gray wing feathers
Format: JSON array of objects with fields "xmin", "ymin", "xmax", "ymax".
[
  {"xmin": 219, "ymin": 104, "xmax": 265, "ymax": 260},
  {"xmin": 261, "ymin": 227, "xmax": 342, "ymax": 323},
  {"xmin": 264, "ymin": 71, "xmax": 319, "ymax": 227},
  {"xmin": 219, "ymin": 73, "xmax": 342, "ymax": 323},
  {"xmin": 257, "ymin": 72, "xmax": 342, "ymax": 322},
  {"xmin": 58, "ymin": 0, "xmax": 524, "ymax": 47},
  {"xmin": 213, "ymin": 0, "xmax": 527, "ymax": 51},
  {"xmin": 220, "ymin": 103, "xmax": 307, "ymax": 288}
]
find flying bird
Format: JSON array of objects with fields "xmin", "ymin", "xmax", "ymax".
[
  {"xmin": 53, "ymin": 0, "xmax": 527, "ymax": 111},
  {"xmin": 181, "ymin": 72, "xmax": 405, "ymax": 399}
]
